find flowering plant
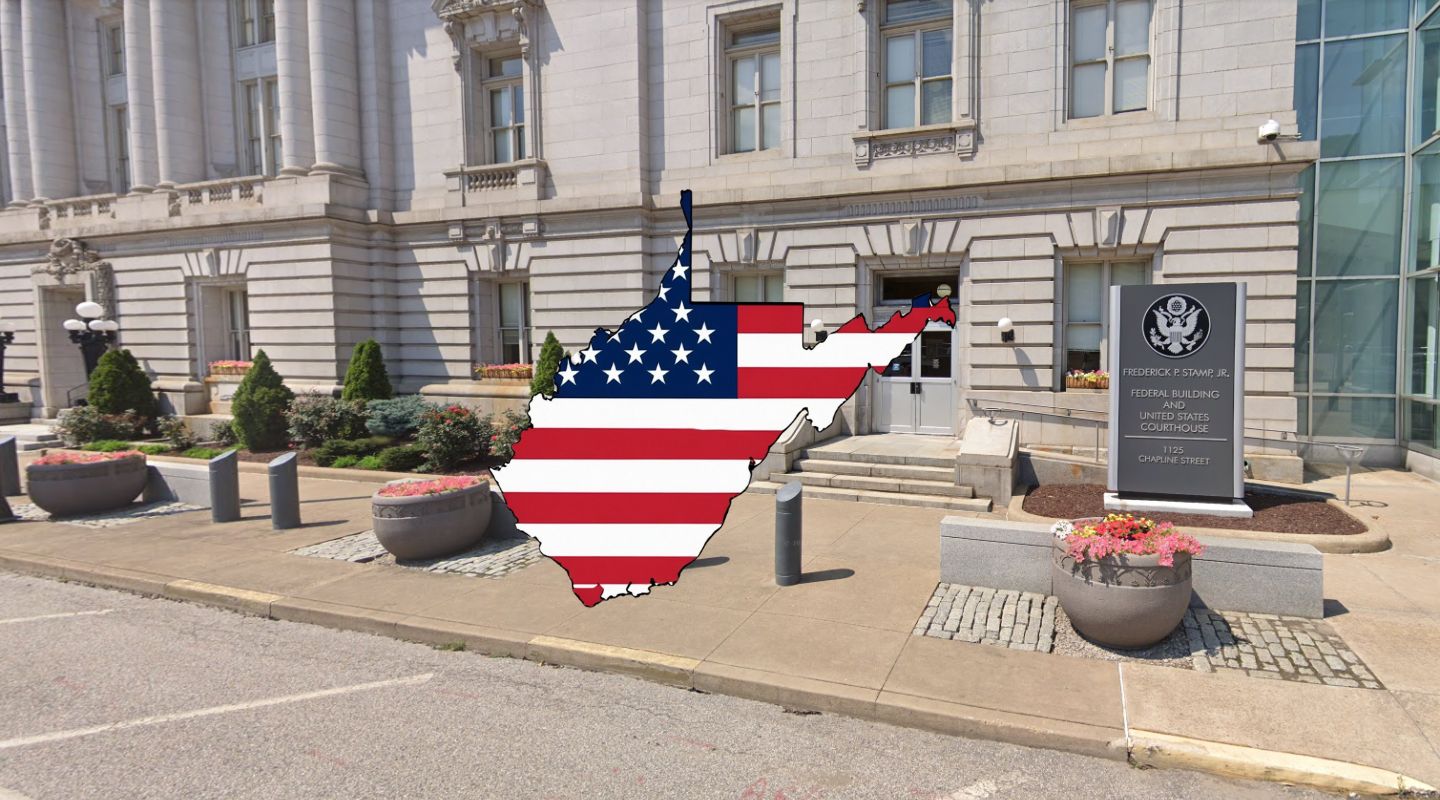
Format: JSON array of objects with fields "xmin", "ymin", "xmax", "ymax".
[
  {"xmin": 474, "ymin": 363, "xmax": 533, "ymax": 380},
  {"xmin": 1065, "ymin": 369, "xmax": 1109, "ymax": 389},
  {"xmin": 376, "ymin": 475, "xmax": 482, "ymax": 498},
  {"xmin": 208, "ymin": 360, "xmax": 254, "ymax": 376},
  {"xmin": 32, "ymin": 450, "xmax": 144, "ymax": 467},
  {"xmin": 1050, "ymin": 513, "xmax": 1204, "ymax": 568},
  {"xmin": 416, "ymin": 404, "xmax": 485, "ymax": 471}
]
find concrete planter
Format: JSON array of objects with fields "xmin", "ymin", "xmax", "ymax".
[
  {"xmin": 371, "ymin": 479, "xmax": 493, "ymax": 560},
  {"xmin": 27, "ymin": 455, "xmax": 149, "ymax": 517},
  {"xmin": 1051, "ymin": 532, "xmax": 1192, "ymax": 650}
]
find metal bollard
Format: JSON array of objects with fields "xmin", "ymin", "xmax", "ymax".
[
  {"xmin": 0, "ymin": 436, "xmax": 18, "ymax": 496},
  {"xmin": 209, "ymin": 449, "xmax": 241, "ymax": 523},
  {"xmin": 775, "ymin": 481, "xmax": 803, "ymax": 587},
  {"xmin": 267, "ymin": 452, "xmax": 301, "ymax": 530}
]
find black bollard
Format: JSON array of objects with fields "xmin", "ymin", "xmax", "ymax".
[
  {"xmin": 0, "ymin": 436, "xmax": 18, "ymax": 496},
  {"xmin": 268, "ymin": 452, "xmax": 301, "ymax": 530},
  {"xmin": 209, "ymin": 450, "xmax": 241, "ymax": 523},
  {"xmin": 775, "ymin": 481, "xmax": 802, "ymax": 586}
]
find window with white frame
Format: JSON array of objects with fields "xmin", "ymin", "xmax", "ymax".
[
  {"xmin": 725, "ymin": 22, "xmax": 781, "ymax": 153},
  {"xmin": 482, "ymin": 55, "xmax": 525, "ymax": 163},
  {"xmin": 241, "ymin": 77, "xmax": 281, "ymax": 176},
  {"xmin": 1069, "ymin": 0, "xmax": 1152, "ymax": 119},
  {"xmin": 224, "ymin": 287, "xmax": 251, "ymax": 361},
  {"xmin": 498, "ymin": 281, "xmax": 531, "ymax": 364},
  {"xmin": 881, "ymin": 0, "xmax": 953, "ymax": 130},
  {"xmin": 733, "ymin": 272, "xmax": 784, "ymax": 302},
  {"xmin": 111, "ymin": 105, "xmax": 130, "ymax": 194},
  {"xmin": 233, "ymin": 0, "xmax": 275, "ymax": 48},
  {"xmin": 1062, "ymin": 260, "xmax": 1146, "ymax": 375},
  {"xmin": 105, "ymin": 22, "xmax": 125, "ymax": 75}
]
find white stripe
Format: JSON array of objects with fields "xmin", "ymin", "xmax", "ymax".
[
  {"xmin": 0, "ymin": 609, "xmax": 115, "ymax": 626},
  {"xmin": 527, "ymin": 396, "xmax": 843, "ymax": 432},
  {"xmin": 522, "ymin": 524, "xmax": 721, "ymax": 557},
  {"xmin": 738, "ymin": 332, "xmax": 919, "ymax": 368},
  {"xmin": 0, "ymin": 673, "xmax": 435, "ymax": 752},
  {"xmin": 493, "ymin": 459, "xmax": 754, "ymax": 494}
]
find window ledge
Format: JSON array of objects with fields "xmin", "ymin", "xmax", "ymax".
[
  {"xmin": 717, "ymin": 148, "xmax": 783, "ymax": 163},
  {"xmin": 852, "ymin": 119, "xmax": 977, "ymax": 167},
  {"xmin": 444, "ymin": 159, "xmax": 545, "ymax": 200}
]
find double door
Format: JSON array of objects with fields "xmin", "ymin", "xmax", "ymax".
[{"xmin": 875, "ymin": 323, "xmax": 955, "ymax": 435}]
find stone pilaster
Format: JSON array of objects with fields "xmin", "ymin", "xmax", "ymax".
[
  {"xmin": 197, "ymin": 0, "xmax": 237, "ymax": 178},
  {"xmin": 356, "ymin": 0, "xmax": 393, "ymax": 205},
  {"xmin": 308, "ymin": 0, "xmax": 363, "ymax": 177},
  {"xmin": 19, "ymin": 0, "xmax": 77, "ymax": 201},
  {"xmin": 123, "ymin": 0, "xmax": 159, "ymax": 192},
  {"xmin": 0, "ymin": 0, "xmax": 32, "ymax": 205},
  {"xmin": 150, "ymin": 0, "xmax": 205, "ymax": 187},
  {"xmin": 275, "ymin": 0, "xmax": 315, "ymax": 177}
]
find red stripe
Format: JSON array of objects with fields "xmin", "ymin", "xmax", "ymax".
[
  {"xmin": 551, "ymin": 555, "xmax": 695, "ymax": 593},
  {"xmin": 737, "ymin": 304, "xmax": 804, "ymax": 334},
  {"xmin": 737, "ymin": 366, "xmax": 867, "ymax": 399},
  {"xmin": 504, "ymin": 492, "xmax": 734, "ymax": 524},
  {"xmin": 834, "ymin": 301, "xmax": 956, "ymax": 335},
  {"xmin": 512, "ymin": 428, "xmax": 778, "ymax": 460}
]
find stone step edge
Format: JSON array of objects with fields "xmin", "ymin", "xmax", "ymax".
[
  {"xmin": 783, "ymin": 472, "xmax": 977, "ymax": 499},
  {"xmin": 749, "ymin": 481, "xmax": 991, "ymax": 511},
  {"xmin": 800, "ymin": 449, "xmax": 955, "ymax": 468},
  {"xmin": 790, "ymin": 458, "xmax": 955, "ymax": 479}
]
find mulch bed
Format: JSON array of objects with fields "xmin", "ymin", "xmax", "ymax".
[{"xmin": 1022, "ymin": 483, "xmax": 1367, "ymax": 535}]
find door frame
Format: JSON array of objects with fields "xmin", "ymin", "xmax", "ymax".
[{"xmin": 866, "ymin": 267, "xmax": 961, "ymax": 436}]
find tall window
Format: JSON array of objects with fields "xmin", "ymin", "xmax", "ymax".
[
  {"xmin": 233, "ymin": 0, "xmax": 275, "ymax": 47},
  {"xmin": 733, "ymin": 273, "xmax": 783, "ymax": 302},
  {"xmin": 483, "ymin": 56, "xmax": 525, "ymax": 163},
  {"xmin": 224, "ymin": 288, "xmax": 251, "ymax": 361},
  {"xmin": 1062, "ymin": 260, "xmax": 1146, "ymax": 374},
  {"xmin": 112, "ymin": 106, "xmax": 130, "ymax": 194},
  {"xmin": 105, "ymin": 23, "xmax": 125, "ymax": 75},
  {"xmin": 1069, "ymin": 0, "xmax": 1152, "ymax": 119},
  {"xmin": 498, "ymin": 282, "xmax": 530, "ymax": 364},
  {"xmin": 881, "ymin": 0, "xmax": 952, "ymax": 129},
  {"xmin": 242, "ymin": 78, "xmax": 281, "ymax": 176},
  {"xmin": 725, "ymin": 24, "xmax": 780, "ymax": 153}
]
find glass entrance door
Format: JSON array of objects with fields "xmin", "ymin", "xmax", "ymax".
[{"xmin": 875, "ymin": 322, "xmax": 955, "ymax": 435}]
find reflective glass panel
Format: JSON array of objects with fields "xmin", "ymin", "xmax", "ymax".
[
  {"xmin": 1114, "ymin": 57, "xmax": 1149, "ymax": 112},
  {"xmin": 1297, "ymin": 0, "xmax": 1321, "ymax": 40},
  {"xmin": 1311, "ymin": 279, "xmax": 1399, "ymax": 394},
  {"xmin": 489, "ymin": 56, "xmax": 522, "ymax": 78},
  {"xmin": 1413, "ymin": 150, "xmax": 1440, "ymax": 271},
  {"xmin": 883, "ymin": 344, "xmax": 913, "ymax": 376},
  {"xmin": 1071, "ymin": 62, "xmax": 1105, "ymax": 119},
  {"xmin": 922, "ymin": 28, "xmax": 951, "ymax": 78},
  {"xmin": 732, "ymin": 57, "xmax": 754, "ymax": 101},
  {"xmin": 1315, "ymin": 158, "xmax": 1404, "ymax": 276},
  {"xmin": 1313, "ymin": 396, "xmax": 1396, "ymax": 439},
  {"xmin": 1295, "ymin": 43, "xmax": 1319, "ymax": 141},
  {"xmin": 761, "ymin": 103, "xmax": 780, "ymax": 150},
  {"xmin": 921, "ymin": 79, "xmax": 951, "ymax": 124},
  {"xmin": 490, "ymin": 87, "xmax": 511, "ymax": 127},
  {"xmin": 886, "ymin": 34, "xmax": 916, "ymax": 82},
  {"xmin": 1411, "ymin": 275, "xmax": 1440, "ymax": 397},
  {"xmin": 734, "ymin": 275, "xmax": 762, "ymax": 302},
  {"xmin": 1321, "ymin": 35, "xmax": 1407, "ymax": 158},
  {"xmin": 1111, "ymin": 262, "xmax": 1147, "ymax": 286},
  {"xmin": 1071, "ymin": 4, "xmax": 1107, "ymax": 62},
  {"xmin": 1417, "ymin": 14, "xmax": 1440, "ymax": 144},
  {"xmin": 1296, "ymin": 281, "xmax": 1311, "ymax": 391},
  {"xmin": 1298, "ymin": 165, "xmax": 1315, "ymax": 276},
  {"xmin": 733, "ymin": 105, "xmax": 756, "ymax": 152},
  {"xmin": 1066, "ymin": 263, "xmax": 1103, "ymax": 324},
  {"xmin": 763, "ymin": 274, "xmax": 784, "ymax": 302},
  {"xmin": 499, "ymin": 283, "xmax": 525, "ymax": 328},
  {"xmin": 1405, "ymin": 399, "xmax": 1438, "ymax": 449},
  {"xmin": 1114, "ymin": 0, "xmax": 1151, "ymax": 56},
  {"xmin": 919, "ymin": 331, "xmax": 952, "ymax": 378},
  {"xmin": 886, "ymin": 84, "xmax": 915, "ymax": 128},
  {"xmin": 1324, "ymin": 0, "xmax": 1407, "ymax": 36},
  {"xmin": 731, "ymin": 27, "xmax": 780, "ymax": 47},
  {"xmin": 884, "ymin": 0, "xmax": 950, "ymax": 24},
  {"xmin": 760, "ymin": 53, "xmax": 780, "ymax": 102}
]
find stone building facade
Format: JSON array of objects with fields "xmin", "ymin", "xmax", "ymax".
[{"xmin": 0, "ymin": 0, "xmax": 1324, "ymax": 472}]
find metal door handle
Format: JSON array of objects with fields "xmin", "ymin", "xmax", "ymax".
[{"xmin": 910, "ymin": 382, "xmax": 921, "ymax": 395}]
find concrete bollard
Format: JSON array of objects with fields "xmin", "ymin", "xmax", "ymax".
[
  {"xmin": 0, "ymin": 436, "xmax": 18, "ymax": 496},
  {"xmin": 267, "ymin": 452, "xmax": 301, "ymax": 530},
  {"xmin": 775, "ymin": 480, "xmax": 802, "ymax": 587},
  {"xmin": 209, "ymin": 450, "xmax": 241, "ymax": 523}
]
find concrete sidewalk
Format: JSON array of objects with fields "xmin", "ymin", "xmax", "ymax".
[{"xmin": 0, "ymin": 463, "xmax": 1437, "ymax": 794}]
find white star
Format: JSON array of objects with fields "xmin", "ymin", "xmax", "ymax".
[
  {"xmin": 648, "ymin": 364, "xmax": 669, "ymax": 383},
  {"xmin": 557, "ymin": 363, "xmax": 579, "ymax": 385},
  {"xmin": 658, "ymin": 285, "xmax": 671, "ymax": 301},
  {"xmin": 579, "ymin": 346, "xmax": 599, "ymax": 363},
  {"xmin": 603, "ymin": 364, "xmax": 624, "ymax": 383},
  {"xmin": 648, "ymin": 323, "xmax": 669, "ymax": 343},
  {"xmin": 694, "ymin": 323, "xmax": 715, "ymax": 344},
  {"xmin": 671, "ymin": 262, "xmax": 689, "ymax": 280},
  {"xmin": 628, "ymin": 307, "xmax": 644, "ymax": 322},
  {"xmin": 695, "ymin": 364, "xmax": 714, "ymax": 384},
  {"xmin": 624, "ymin": 342, "xmax": 646, "ymax": 364},
  {"xmin": 672, "ymin": 302, "xmax": 692, "ymax": 322},
  {"xmin": 671, "ymin": 343, "xmax": 692, "ymax": 364}
]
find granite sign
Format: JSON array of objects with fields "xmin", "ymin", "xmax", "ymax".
[{"xmin": 1107, "ymin": 282, "xmax": 1246, "ymax": 508}]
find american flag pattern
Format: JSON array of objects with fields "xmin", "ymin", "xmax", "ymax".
[{"xmin": 492, "ymin": 192, "xmax": 956, "ymax": 606}]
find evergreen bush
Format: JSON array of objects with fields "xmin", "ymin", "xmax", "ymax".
[
  {"xmin": 87, "ymin": 349, "xmax": 158, "ymax": 421},
  {"xmin": 229, "ymin": 350, "xmax": 294, "ymax": 451},
  {"xmin": 312, "ymin": 435, "xmax": 394, "ymax": 467},
  {"xmin": 373, "ymin": 444, "xmax": 427, "ymax": 473},
  {"xmin": 80, "ymin": 439, "xmax": 134, "ymax": 452},
  {"xmin": 340, "ymin": 339, "xmax": 393, "ymax": 402},
  {"xmin": 530, "ymin": 332, "xmax": 564, "ymax": 396},
  {"xmin": 365, "ymin": 395, "xmax": 434, "ymax": 438}
]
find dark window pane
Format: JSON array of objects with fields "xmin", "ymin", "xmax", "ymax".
[
  {"xmin": 1321, "ymin": 35, "xmax": 1407, "ymax": 158},
  {"xmin": 884, "ymin": 343, "xmax": 913, "ymax": 376},
  {"xmin": 1406, "ymin": 399, "xmax": 1438, "ymax": 449},
  {"xmin": 1315, "ymin": 158, "xmax": 1404, "ymax": 277},
  {"xmin": 1295, "ymin": 44, "xmax": 1319, "ymax": 141},
  {"xmin": 1312, "ymin": 279, "xmax": 1399, "ymax": 394},
  {"xmin": 884, "ymin": 0, "xmax": 950, "ymax": 25},
  {"xmin": 1298, "ymin": 0, "xmax": 1321, "ymax": 39},
  {"xmin": 919, "ymin": 331, "xmax": 951, "ymax": 378},
  {"xmin": 1296, "ymin": 280, "xmax": 1311, "ymax": 391},
  {"xmin": 1418, "ymin": 15, "xmax": 1440, "ymax": 144},
  {"xmin": 1312, "ymin": 396, "xmax": 1396, "ymax": 439},
  {"xmin": 1298, "ymin": 164, "xmax": 1315, "ymax": 276},
  {"xmin": 879, "ymin": 273, "xmax": 954, "ymax": 302},
  {"xmin": 731, "ymin": 27, "xmax": 780, "ymax": 47},
  {"xmin": 1324, "ymin": 0, "xmax": 1407, "ymax": 36},
  {"xmin": 1413, "ymin": 151, "xmax": 1440, "ymax": 272},
  {"xmin": 1412, "ymin": 275, "xmax": 1439, "ymax": 396},
  {"xmin": 1297, "ymin": 396, "xmax": 1310, "ymax": 436}
]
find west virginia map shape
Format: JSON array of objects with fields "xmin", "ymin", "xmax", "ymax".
[{"xmin": 491, "ymin": 192, "xmax": 956, "ymax": 606}]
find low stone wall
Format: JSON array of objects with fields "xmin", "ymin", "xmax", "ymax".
[
  {"xmin": 418, "ymin": 380, "xmax": 529, "ymax": 416},
  {"xmin": 939, "ymin": 517, "xmax": 1324, "ymax": 619},
  {"xmin": 143, "ymin": 461, "xmax": 214, "ymax": 508}
]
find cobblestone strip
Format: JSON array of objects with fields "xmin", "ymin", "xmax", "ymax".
[
  {"xmin": 914, "ymin": 583, "xmax": 1055, "ymax": 653},
  {"xmin": 294, "ymin": 530, "xmax": 543, "ymax": 579},
  {"xmin": 13, "ymin": 502, "xmax": 202, "ymax": 528}
]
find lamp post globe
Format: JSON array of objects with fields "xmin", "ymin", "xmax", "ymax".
[
  {"xmin": 65, "ymin": 303, "xmax": 118, "ymax": 383},
  {"xmin": 0, "ymin": 317, "xmax": 15, "ymax": 403}
]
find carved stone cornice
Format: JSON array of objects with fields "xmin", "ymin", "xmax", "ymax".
[
  {"xmin": 435, "ymin": 0, "xmax": 543, "ymax": 70},
  {"xmin": 851, "ymin": 119, "xmax": 978, "ymax": 167},
  {"xmin": 32, "ymin": 238, "xmax": 119, "ymax": 322}
]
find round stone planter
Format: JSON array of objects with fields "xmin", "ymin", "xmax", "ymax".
[
  {"xmin": 1051, "ymin": 525, "xmax": 1193, "ymax": 650},
  {"xmin": 26, "ymin": 455, "xmax": 149, "ymax": 517},
  {"xmin": 371, "ymin": 479, "xmax": 493, "ymax": 561}
]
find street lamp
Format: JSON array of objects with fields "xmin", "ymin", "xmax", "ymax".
[
  {"xmin": 0, "ymin": 319, "xmax": 15, "ymax": 403},
  {"xmin": 64, "ymin": 302, "xmax": 118, "ymax": 380}
]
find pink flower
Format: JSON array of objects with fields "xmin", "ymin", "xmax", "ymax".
[
  {"xmin": 32, "ymin": 451, "xmax": 144, "ymax": 467},
  {"xmin": 376, "ymin": 475, "xmax": 482, "ymax": 498}
]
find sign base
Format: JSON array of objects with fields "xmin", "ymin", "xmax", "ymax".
[{"xmin": 1103, "ymin": 492, "xmax": 1254, "ymax": 519}]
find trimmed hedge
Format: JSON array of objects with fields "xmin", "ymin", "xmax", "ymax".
[
  {"xmin": 230, "ymin": 350, "xmax": 294, "ymax": 451},
  {"xmin": 88, "ymin": 349, "xmax": 158, "ymax": 421},
  {"xmin": 341, "ymin": 339, "xmax": 393, "ymax": 402}
]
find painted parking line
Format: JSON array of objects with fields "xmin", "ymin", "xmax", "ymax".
[
  {"xmin": 0, "ymin": 787, "xmax": 33, "ymax": 800},
  {"xmin": 0, "ymin": 609, "xmax": 116, "ymax": 626},
  {"xmin": 0, "ymin": 673, "xmax": 435, "ymax": 751}
]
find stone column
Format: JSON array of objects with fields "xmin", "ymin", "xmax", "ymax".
[
  {"xmin": 307, "ymin": 0, "xmax": 362, "ymax": 177},
  {"xmin": 123, "ymin": 0, "xmax": 159, "ymax": 192},
  {"xmin": 0, "ymin": 0, "xmax": 32, "ymax": 205},
  {"xmin": 355, "ymin": 0, "xmax": 393, "ymax": 204},
  {"xmin": 19, "ymin": 0, "xmax": 77, "ymax": 201},
  {"xmin": 197, "ymin": 0, "xmax": 237, "ymax": 178},
  {"xmin": 274, "ymin": 0, "xmax": 315, "ymax": 176},
  {"xmin": 150, "ymin": 0, "xmax": 205, "ymax": 187}
]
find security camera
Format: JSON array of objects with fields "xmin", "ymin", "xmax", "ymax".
[{"xmin": 1258, "ymin": 119, "xmax": 1282, "ymax": 143}]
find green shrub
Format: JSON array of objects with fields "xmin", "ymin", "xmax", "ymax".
[
  {"xmin": 417, "ymin": 405, "xmax": 485, "ymax": 471},
  {"xmin": 230, "ymin": 350, "xmax": 294, "ymax": 451},
  {"xmin": 210, "ymin": 420, "xmax": 238, "ymax": 447},
  {"xmin": 80, "ymin": 439, "xmax": 135, "ymax": 452},
  {"xmin": 365, "ymin": 395, "xmax": 434, "ymax": 438},
  {"xmin": 329, "ymin": 455, "xmax": 361, "ymax": 469},
  {"xmin": 488, "ymin": 409, "xmax": 530, "ymax": 461},
  {"xmin": 373, "ymin": 444, "xmax": 427, "ymax": 473},
  {"xmin": 530, "ymin": 332, "xmax": 564, "ymax": 397},
  {"xmin": 312, "ymin": 436, "xmax": 394, "ymax": 467},
  {"xmin": 157, "ymin": 415, "xmax": 195, "ymax": 451},
  {"xmin": 87, "ymin": 349, "xmax": 159, "ymax": 421},
  {"xmin": 287, "ymin": 393, "xmax": 368, "ymax": 447},
  {"xmin": 180, "ymin": 446, "xmax": 225, "ymax": 460},
  {"xmin": 137, "ymin": 444, "xmax": 170, "ymax": 456},
  {"xmin": 354, "ymin": 455, "xmax": 383, "ymax": 470},
  {"xmin": 53, "ymin": 407, "xmax": 145, "ymax": 446},
  {"xmin": 340, "ymin": 339, "xmax": 393, "ymax": 402}
]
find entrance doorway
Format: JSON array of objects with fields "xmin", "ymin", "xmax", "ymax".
[
  {"xmin": 871, "ymin": 271, "xmax": 958, "ymax": 436},
  {"xmin": 37, "ymin": 287, "xmax": 88, "ymax": 415}
]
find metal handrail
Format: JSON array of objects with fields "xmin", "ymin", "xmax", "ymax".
[
  {"xmin": 976, "ymin": 404, "xmax": 1106, "ymax": 463},
  {"xmin": 65, "ymin": 382, "xmax": 88, "ymax": 407}
]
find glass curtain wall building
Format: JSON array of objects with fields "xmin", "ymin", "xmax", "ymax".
[{"xmin": 1295, "ymin": 0, "xmax": 1440, "ymax": 464}]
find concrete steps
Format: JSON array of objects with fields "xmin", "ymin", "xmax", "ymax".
[
  {"xmin": 760, "ymin": 440, "xmax": 992, "ymax": 513},
  {"xmin": 748, "ymin": 479, "xmax": 991, "ymax": 512},
  {"xmin": 0, "ymin": 424, "xmax": 61, "ymax": 451}
]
